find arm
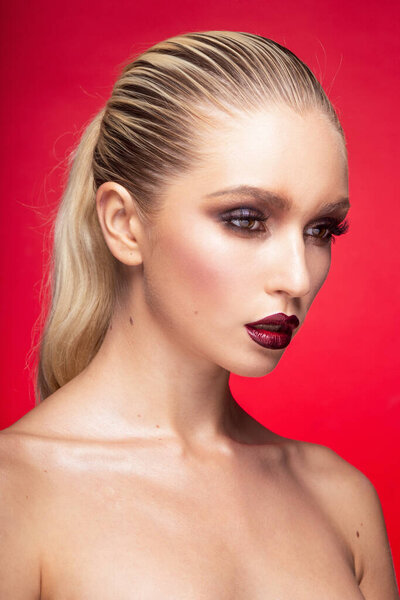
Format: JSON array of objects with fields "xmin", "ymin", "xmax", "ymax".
[
  {"xmin": 298, "ymin": 441, "xmax": 399, "ymax": 599},
  {"xmin": 355, "ymin": 474, "xmax": 399, "ymax": 599}
]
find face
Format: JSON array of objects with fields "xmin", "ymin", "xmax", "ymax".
[{"xmin": 137, "ymin": 106, "xmax": 349, "ymax": 377}]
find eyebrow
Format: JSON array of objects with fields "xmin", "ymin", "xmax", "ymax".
[{"xmin": 204, "ymin": 185, "xmax": 351, "ymax": 216}]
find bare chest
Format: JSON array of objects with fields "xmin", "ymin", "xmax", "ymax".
[{"xmin": 38, "ymin": 453, "xmax": 364, "ymax": 600}]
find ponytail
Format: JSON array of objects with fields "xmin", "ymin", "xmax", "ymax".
[{"xmin": 36, "ymin": 109, "xmax": 117, "ymax": 401}]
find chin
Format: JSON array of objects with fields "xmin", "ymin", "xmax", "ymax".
[{"xmin": 225, "ymin": 354, "xmax": 284, "ymax": 378}]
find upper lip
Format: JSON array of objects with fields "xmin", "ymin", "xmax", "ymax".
[{"xmin": 245, "ymin": 312, "xmax": 300, "ymax": 332}]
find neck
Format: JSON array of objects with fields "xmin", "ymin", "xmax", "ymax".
[{"xmin": 79, "ymin": 300, "xmax": 249, "ymax": 453}]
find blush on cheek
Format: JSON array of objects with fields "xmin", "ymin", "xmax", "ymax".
[{"xmin": 160, "ymin": 231, "xmax": 236, "ymax": 305}]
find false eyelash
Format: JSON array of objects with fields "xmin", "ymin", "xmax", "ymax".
[{"xmin": 327, "ymin": 218, "xmax": 350, "ymax": 244}]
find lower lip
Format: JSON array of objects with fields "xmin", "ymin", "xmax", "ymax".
[{"xmin": 245, "ymin": 325, "xmax": 293, "ymax": 349}]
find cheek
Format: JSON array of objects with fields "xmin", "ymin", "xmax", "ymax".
[{"xmin": 147, "ymin": 226, "xmax": 241, "ymax": 316}]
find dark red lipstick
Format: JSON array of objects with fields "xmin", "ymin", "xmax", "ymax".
[{"xmin": 245, "ymin": 312, "xmax": 300, "ymax": 350}]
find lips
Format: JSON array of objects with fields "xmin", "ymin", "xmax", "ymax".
[
  {"xmin": 245, "ymin": 312, "xmax": 299, "ymax": 334},
  {"xmin": 244, "ymin": 312, "xmax": 300, "ymax": 350}
]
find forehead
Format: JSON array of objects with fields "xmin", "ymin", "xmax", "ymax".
[
  {"xmin": 212, "ymin": 107, "xmax": 346, "ymax": 186},
  {"xmin": 164, "ymin": 106, "xmax": 348, "ymax": 213}
]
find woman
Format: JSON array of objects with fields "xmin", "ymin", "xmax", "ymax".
[{"xmin": 0, "ymin": 31, "xmax": 398, "ymax": 599}]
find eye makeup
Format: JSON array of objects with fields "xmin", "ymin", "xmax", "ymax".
[
  {"xmin": 219, "ymin": 206, "xmax": 268, "ymax": 236},
  {"xmin": 305, "ymin": 217, "xmax": 350, "ymax": 244},
  {"xmin": 218, "ymin": 204, "xmax": 350, "ymax": 244}
]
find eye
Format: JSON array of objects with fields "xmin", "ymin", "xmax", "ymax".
[
  {"xmin": 306, "ymin": 218, "xmax": 350, "ymax": 244},
  {"xmin": 219, "ymin": 207, "xmax": 350, "ymax": 243},
  {"xmin": 221, "ymin": 207, "xmax": 268, "ymax": 235}
]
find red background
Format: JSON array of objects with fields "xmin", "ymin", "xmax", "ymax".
[{"xmin": 1, "ymin": 0, "xmax": 399, "ymax": 578}]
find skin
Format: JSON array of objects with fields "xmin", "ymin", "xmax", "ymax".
[{"xmin": 0, "ymin": 106, "xmax": 398, "ymax": 599}]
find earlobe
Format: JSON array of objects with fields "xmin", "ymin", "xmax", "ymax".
[{"xmin": 95, "ymin": 182, "xmax": 143, "ymax": 266}]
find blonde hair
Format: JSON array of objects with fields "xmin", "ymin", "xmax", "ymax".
[{"xmin": 35, "ymin": 30, "xmax": 345, "ymax": 402}]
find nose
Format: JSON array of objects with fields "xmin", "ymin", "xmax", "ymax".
[{"xmin": 263, "ymin": 228, "xmax": 312, "ymax": 299}]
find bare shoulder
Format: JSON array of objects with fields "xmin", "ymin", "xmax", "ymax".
[
  {"xmin": 0, "ymin": 393, "xmax": 86, "ymax": 598},
  {"xmin": 289, "ymin": 440, "xmax": 399, "ymax": 599},
  {"xmin": 289, "ymin": 438, "xmax": 373, "ymax": 488},
  {"xmin": 0, "ymin": 427, "xmax": 44, "ymax": 599}
]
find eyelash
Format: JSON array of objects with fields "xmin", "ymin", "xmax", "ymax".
[{"xmin": 221, "ymin": 207, "xmax": 350, "ymax": 244}]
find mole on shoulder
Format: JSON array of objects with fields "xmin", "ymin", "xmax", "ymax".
[
  {"xmin": 356, "ymin": 530, "xmax": 360, "ymax": 537},
  {"xmin": 129, "ymin": 316, "xmax": 133, "ymax": 325}
]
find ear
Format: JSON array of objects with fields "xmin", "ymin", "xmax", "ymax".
[{"xmin": 95, "ymin": 181, "xmax": 144, "ymax": 266}]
